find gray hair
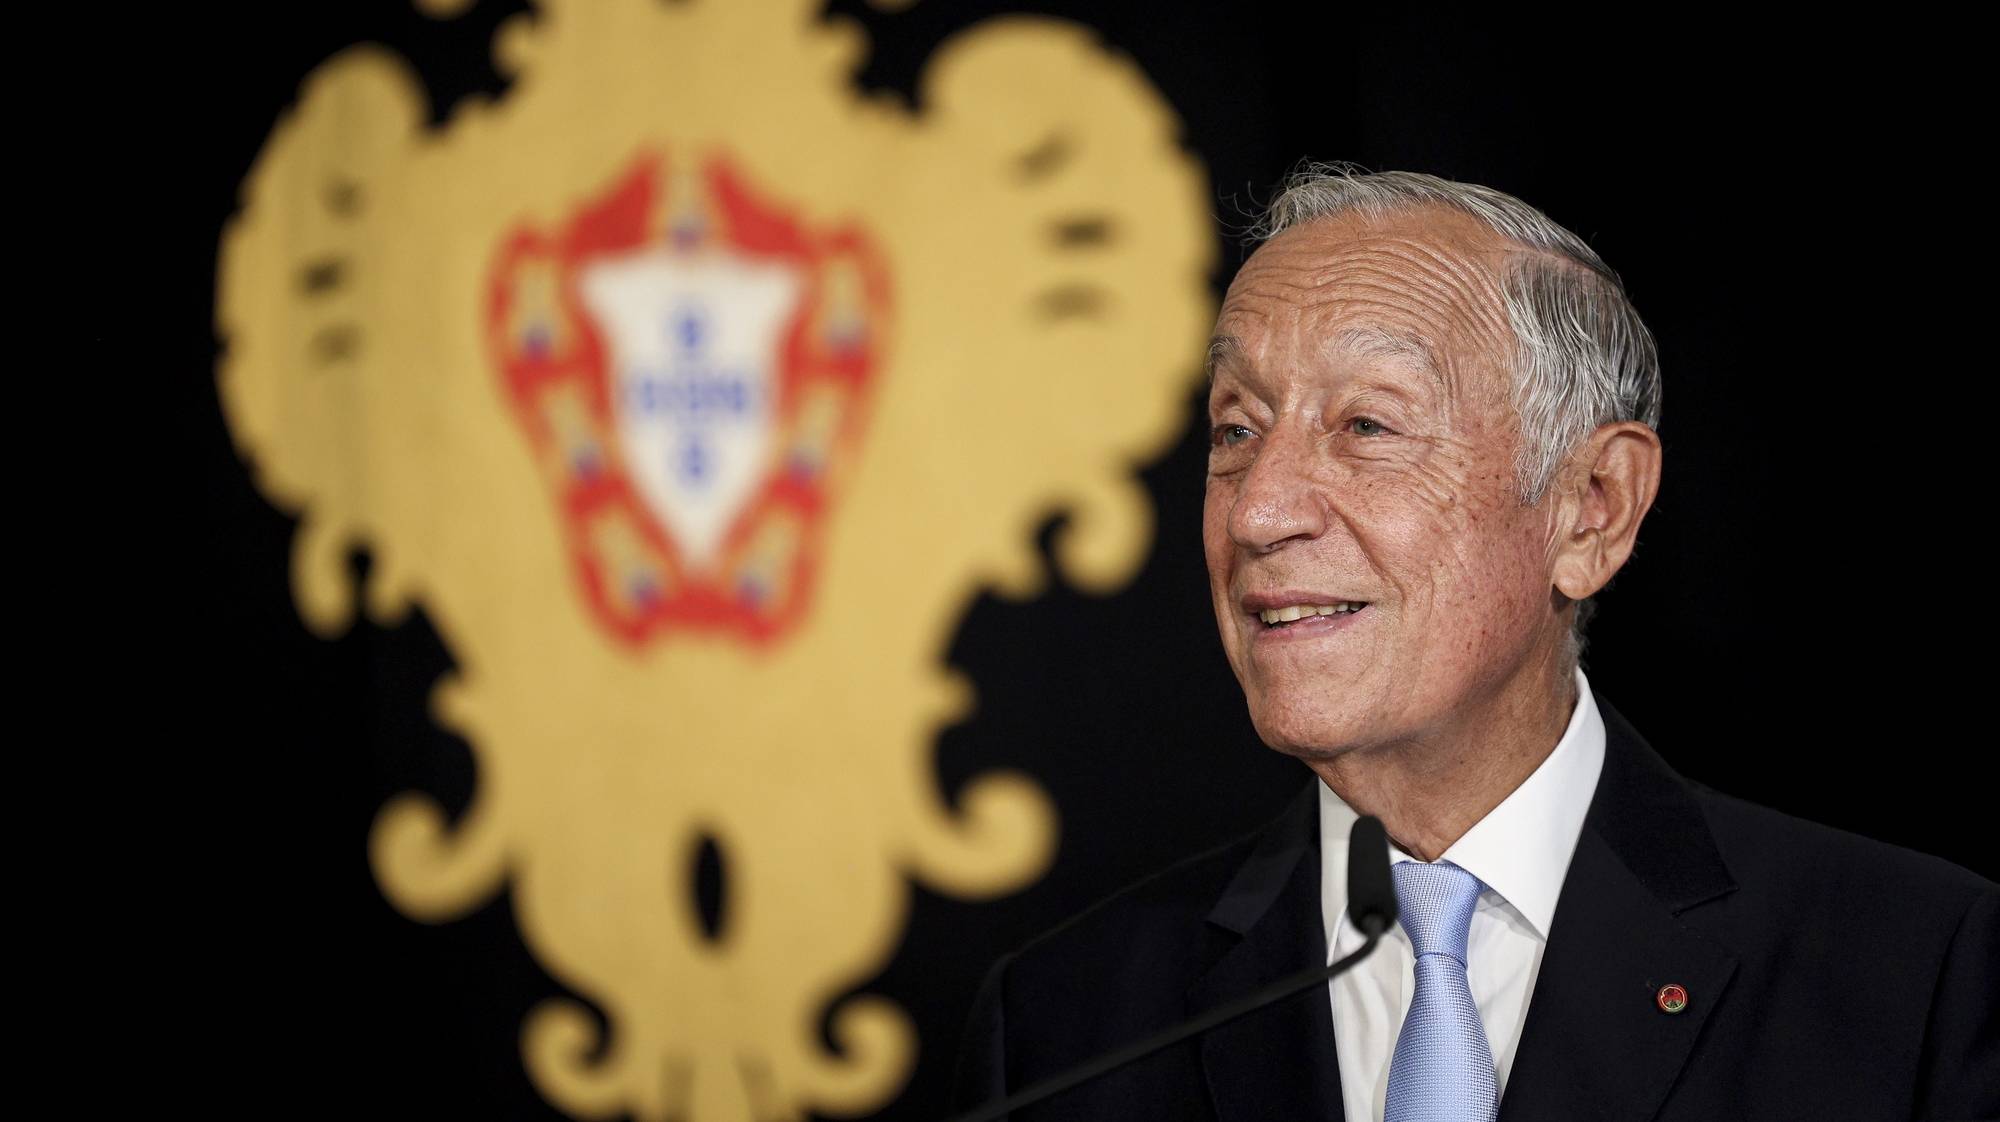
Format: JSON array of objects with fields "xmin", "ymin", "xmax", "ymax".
[
  {"xmin": 1249, "ymin": 163, "xmax": 1661, "ymax": 503},
  {"xmin": 1248, "ymin": 163, "xmax": 1663, "ymax": 666}
]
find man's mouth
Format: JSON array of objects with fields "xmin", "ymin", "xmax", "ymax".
[{"xmin": 1257, "ymin": 601, "xmax": 1369, "ymax": 628}]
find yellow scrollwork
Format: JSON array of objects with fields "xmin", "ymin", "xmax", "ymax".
[{"xmin": 216, "ymin": 0, "xmax": 1212, "ymax": 1118}]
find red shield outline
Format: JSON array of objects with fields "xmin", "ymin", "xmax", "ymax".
[{"xmin": 487, "ymin": 152, "xmax": 891, "ymax": 648}]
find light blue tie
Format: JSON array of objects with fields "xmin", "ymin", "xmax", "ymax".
[{"xmin": 1384, "ymin": 860, "xmax": 1500, "ymax": 1122}]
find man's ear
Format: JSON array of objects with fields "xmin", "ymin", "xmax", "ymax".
[{"xmin": 1548, "ymin": 421, "xmax": 1662, "ymax": 601}]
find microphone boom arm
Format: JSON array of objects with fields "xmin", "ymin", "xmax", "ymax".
[{"xmin": 942, "ymin": 814, "xmax": 1396, "ymax": 1122}]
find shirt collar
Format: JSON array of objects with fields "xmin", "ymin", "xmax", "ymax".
[{"xmin": 1319, "ymin": 667, "xmax": 1607, "ymax": 944}]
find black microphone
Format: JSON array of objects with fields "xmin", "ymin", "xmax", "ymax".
[
  {"xmin": 1346, "ymin": 813, "xmax": 1397, "ymax": 937},
  {"xmin": 944, "ymin": 814, "xmax": 1397, "ymax": 1122}
]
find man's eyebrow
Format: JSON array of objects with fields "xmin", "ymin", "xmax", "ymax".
[
  {"xmin": 1204, "ymin": 334, "xmax": 1244, "ymax": 384},
  {"xmin": 1329, "ymin": 326, "xmax": 1447, "ymax": 393}
]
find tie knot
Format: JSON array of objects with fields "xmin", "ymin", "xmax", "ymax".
[{"xmin": 1392, "ymin": 860, "xmax": 1484, "ymax": 961}]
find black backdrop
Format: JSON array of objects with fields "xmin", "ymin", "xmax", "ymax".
[{"xmin": 169, "ymin": 4, "xmax": 1995, "ymax": 1120}]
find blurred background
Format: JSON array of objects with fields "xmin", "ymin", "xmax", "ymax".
[{"xmin": 166, "ymin": 2, "xmax": 1993, "ymax": 1120}]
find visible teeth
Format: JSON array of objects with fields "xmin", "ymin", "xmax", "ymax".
[{"xmin": 1258, "ymin": 602, "xmax": 1365, "ymax": 625}]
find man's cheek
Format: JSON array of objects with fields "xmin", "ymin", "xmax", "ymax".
[
  {"xmin": 1438, "ymin": 545, "xmax": 1543, "ymax": 636},
  {"xmin": 1200, "ymin": 485, "xmax": 1236, "ymax": 544},
  {"xmin": 1347, "ymin": 455, "xmax": 1480, "ymax": 526}
]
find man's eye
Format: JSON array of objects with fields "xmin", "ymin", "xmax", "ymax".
[
  {"xmin": 1211, "ymin": 423, "xmax": 1254, "ymax": 447},
  {"xmin": 1349, "ymin": 417, "xmax": 1390, "ymax": 437}
]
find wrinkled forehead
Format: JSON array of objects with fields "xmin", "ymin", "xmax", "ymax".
[{"xmin": 1212, "ymin": 207, "xmax": 1516, "ymax": 387}]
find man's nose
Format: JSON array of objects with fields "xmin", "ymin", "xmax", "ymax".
[{"xmin": 1227, "ymin": 425, "xmax": 1325, "ymax": 553}]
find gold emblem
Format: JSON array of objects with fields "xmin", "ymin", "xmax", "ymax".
[{"xmin": 216, "ymin": 0, "xmax": 1212, "ymax": 1118}]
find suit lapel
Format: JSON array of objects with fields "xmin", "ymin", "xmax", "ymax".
[
  {"xmin": 1499, "ymin": 696, "xmax": 1740, "ymax": 1122},
  {"xmin": 1189, "ymin": 778, "xmax": 1347, "ymax": 1122}
]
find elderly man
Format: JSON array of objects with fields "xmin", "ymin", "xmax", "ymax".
[{"xmin": 952, "ymin": 169, "xmax": 1998, "ymax": 1121}]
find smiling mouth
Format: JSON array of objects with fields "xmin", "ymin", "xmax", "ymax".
[{"xmin": 1257, "ymin": 601, "xmax": 1369, "ymax": 628}]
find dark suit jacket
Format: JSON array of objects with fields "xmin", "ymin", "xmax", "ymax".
[{"xmin": 952, "ymin": 696, "xmax": 2000, "ymax": 1121}]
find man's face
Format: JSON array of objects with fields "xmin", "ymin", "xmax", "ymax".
[{"xmin": 1203, "ymin": 207, "xmax": 1568, "ymax": 758}]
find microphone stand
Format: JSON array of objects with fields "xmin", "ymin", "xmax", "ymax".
[
  {"xmin": 943, "ymin": 814, "xmax": 1397, "ymax": 1122},
  {"xmin": 943, "ymin": 931, "xmax": 1385, "ymax": 1122}
]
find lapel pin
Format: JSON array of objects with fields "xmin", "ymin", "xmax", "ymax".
[{"xmin": 1656, "ymin": 983, "xmax": 1689, "ymax": 1014}]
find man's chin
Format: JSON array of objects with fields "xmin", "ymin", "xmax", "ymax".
[{"xmin": 1248, "ymin": 705, "xmax": 1375, "ymax": 763}]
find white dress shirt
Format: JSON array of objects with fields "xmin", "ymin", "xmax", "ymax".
[{"xmin": 1319, "ymin": 667, "xmax": 1606, "ymax": 1122}]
